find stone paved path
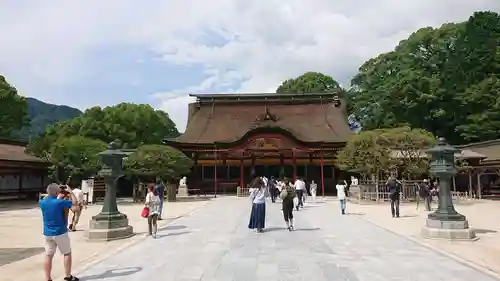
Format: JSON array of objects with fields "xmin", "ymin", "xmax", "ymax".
[{"xmin": 76, "ymin": 197, "xmax": 499, "ymax": 281}]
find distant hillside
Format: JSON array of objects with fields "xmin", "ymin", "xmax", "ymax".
[{"xmin": 17, "ymin": 98, "xmax": 82, "ymax": 140}]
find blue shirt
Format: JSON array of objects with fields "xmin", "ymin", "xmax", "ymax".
[
  {"xmin": 155, "ymin": 184, "xmax": 165, "ymax": 199},
  {"xmin": 40, "ymin": 196, "xmax": 72, "ymax": 236}
]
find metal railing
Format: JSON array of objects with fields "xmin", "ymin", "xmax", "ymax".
[{"xmin": 349, "ymin": 180, "xmax": 471, "ymax": 204}]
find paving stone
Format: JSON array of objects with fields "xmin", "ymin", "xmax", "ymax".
[{"xmin": 76, "ymin": 197, "xmax": 499, "ymax": 281}]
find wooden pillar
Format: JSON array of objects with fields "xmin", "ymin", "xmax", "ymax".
[
  {"xmin": 320, "ymin": 150, "xmax": 325, "ymax": 197},
  {"xmin": 214, "ymin": 148, "xmax": 218, "ymax": 198},
  {"xmin": 292, "ymin": 150, "xmax": 297, "ymax": 182},
  {"xmin": 18, "ymin": 172, "xmax": 23, "ymax": 194},
  {"xmin": 476, "ymin": 171, "xmax": 482, "ymax": 199},
  {"xmin": 280, "ymin": 154, "xmax": 284, "ymax": 178},
  {"xmin": 305, "ymin": 164, "xmax": 308, "ymax": 182},
  {"xmin": 239, "ymin": 159, "xmax": 244, "ymax": 195},
  {"xmin": 468, "ymin": 170, "xmax": 473, "ymax": 198}
]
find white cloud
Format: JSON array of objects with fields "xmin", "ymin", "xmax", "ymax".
[{"xmin": 0, "ymin": 0, "xmax": 499, "ymax": 131}]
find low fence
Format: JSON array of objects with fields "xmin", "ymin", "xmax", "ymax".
[{"xmin": 349, "ymin": 180, "xmax": 472, "ymax": 204}]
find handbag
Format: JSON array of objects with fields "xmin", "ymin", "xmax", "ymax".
[{"xmin": 141, "ymin": 207, "xmax": 149, "ymax": 218}]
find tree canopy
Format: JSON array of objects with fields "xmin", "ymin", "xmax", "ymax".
[
  {"xmin": 276, "ymin": 71, "xmax": 361, "ymax": 131},
  {"xmin": 29, "ymin": 103, "xmax": 179, "ymax": 153},
  {"xmin": 49, "ymin": 136, "xmax": 108, "ymax": 181},
  {"xmin": 337, "ymin": 127, "xmax": 435, "ymax": 178},
  {"xmin": 124, "ymin": 144, "xmax": 193, "ymax": 181},
  {"xmin": 349, "ymin": 11, "xmax": 500, "ymax": 144},
  {"xmin": 27, "ymin": 103, "xmax": 181, "ymax": 181},
  {"xmin": 276, "ymin": 72, "xmax": 343, "ymax": 95},
  {"xmin": 0, "ymin": 75, "xmax": 29, "ymax": 137}
]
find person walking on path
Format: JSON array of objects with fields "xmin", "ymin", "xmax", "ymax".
[
  {"xmin": 248, "ymin": 176, "xmax": 268, "ymax": 233},
  {"xmin": 145, "ymin": 184, "xmax": 161, "ymax": 238},
  {"xmin": 155, "ymin": 179, "xmax": 165, "ymax": 220},
  {"xmin": 40, "ymin": 183, "xmax": 80, "ymax": 281},
  {"xmin": 280, "ymin": 179, "xmax": 296, "ymax": 231},
  {"xmin": 68, "ymin": 185, "xmax": 85, "ymax": 232},
  {"xmin": 386, "ymin": 177, "xmax": 402, "ymax": 218},
  {"xmin": 269, "ymin": 177, "xmax": 278, "ymax": 203},
  {"xmin": 294, "ymin": 177, "xmax": 306, "ymax": 210},
  {"xmin": 419, "ymin": 179, "xmax": 432, "ymax": 211},
  {"xmin": 309, "ymin": 180, "xmax": 317, "ymax": 203},
  {"xmin": 336, "ymin": 180, "xmax": 348, "ymax": 214}
]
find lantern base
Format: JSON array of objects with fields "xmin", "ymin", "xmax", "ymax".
[
  {"xmin": 86, "ymin": 213, "xmax": 134, "ymax": 241},
  {"xmin": 421, "ymin": 218, "xmax": 477, "ymax": 241}
]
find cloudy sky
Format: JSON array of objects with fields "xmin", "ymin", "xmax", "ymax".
[{"xmin": 0, "ymin": 1, "xmax": 499, "ymax": 132}]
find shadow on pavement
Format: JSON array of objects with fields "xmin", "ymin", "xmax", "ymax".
[
  {"xmin": 346, "ymin": 212, "xmax": 365, "ymax": 216},
  {"xmin": 163, "ymin": 225, "xmax": 186, "ymax": 230},
  {"xmin": 474, "ymin": 228, "xmax": 497, "ymax": 234},
  {"xmin": 0, "ymin": 202, "xmax": 38, "ymax": 212},
  {"xmin": 263, "ymin": 227, "xmax": 287, "ymax": 232},
  {"xmin": 80, "ymin": 266, "xmax": 142, "ymax": 280},
  {"xmin": 398, "ymin": 214, "xmax": 418, "ymax": 218},
  {"xmin": 155, "ymin": 231, "xmax": 191, "ymax": 239},
  {"xmin": 294, "ymin": 227, "xmax": 321, "ymax": 231},
  {"xmin": 0, "ymin": 247, "xmax": 45, "ymax": 266}
]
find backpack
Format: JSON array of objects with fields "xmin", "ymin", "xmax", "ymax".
[{"xmin": 280, "ymin": 186, "xmax": 295, "ymax": 201}]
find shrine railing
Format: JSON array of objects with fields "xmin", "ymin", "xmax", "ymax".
[{"xmin": 348, "ymin": 180, "xmax": 471, "ymax": 204}]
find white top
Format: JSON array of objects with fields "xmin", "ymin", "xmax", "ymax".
[
  {"xmin": 277, "ymin": 181, "xmax": 285, "ymax": 191},
  {"xmin": 261, "ymin": 177, "xmax": 268, "ymax": 187},
  {"xmin": 310, "ymin": 182, "xmax": 317, "ymax": 191},
  {"xmin": 294, "ymin": 180, "xmax": 306, "ymax": 190},
  {"xmin": 145, "ymin": 192, "xmax": 161, "ymax": 215},
  {"xmin": 336, "ymin": 184, "xmax": 346, "ymax": 200},
  {"xmin": 72, "ymin": 188, "xmax": 84, "ymax": 204},
  {"xmin": 251, "ymin": 187, "xmax": 267, "ymax": 204}
]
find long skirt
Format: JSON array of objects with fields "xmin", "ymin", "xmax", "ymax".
[{"xmin": 248, "ymin": 203, "xmax": 266, "ymax": 229}]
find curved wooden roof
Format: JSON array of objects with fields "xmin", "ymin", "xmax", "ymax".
[
  {"xmin": 0, "ymin": 138, "xmax": 47, "ymax": 163},
  {"xmin": 165, "ymin": 93, "xmax": 352, "ymax": 147}
]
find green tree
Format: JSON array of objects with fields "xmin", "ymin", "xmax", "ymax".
[
  {"xmin": 124, "ymin": 144, "xmax": 193, "ymax": 180},
  {"xmin": 337, "ymin": 127, "xmax": 435, "ymax": 178},
  {"xmin": 0, "ymin": 75, "xmax": 29, "ymax": 137},
  {"xmin": 49, "ymin": 136, "xmax": 107, "ymax": 181},
  {"xmin": 276, "ymin": 72, "xmax": 343, "ymax": 95},
  {"xmin": 337, "ymin": 129, "xmax": 394, "ymax": 178},
  {"xmin": 379, "ymin": 127, "xmax": 436, "ymax": 178},
  {"xmin": 349, "ymin": 11, "xmax": 500, "ymax": 144},
  {"xmin": 33, "ymin": 103, "xmax": 179, "ymax": 150}
]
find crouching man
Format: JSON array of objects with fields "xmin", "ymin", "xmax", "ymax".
[{"xmin": 40, "ymin": 183, "xmax": 80, "ymax": 281}]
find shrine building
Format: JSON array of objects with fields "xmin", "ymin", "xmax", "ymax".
[{"xmin": 163, "ymin": 92, "xmax": 352, "ymax": 196}]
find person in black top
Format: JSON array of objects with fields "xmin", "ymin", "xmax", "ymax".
[
  {"xmin": 269, "ymin": 177, "xmax": 278, "ymax": 203},
  {"xmin": 419, "ymin": 179, "xmax": 432, "ymax": 211},
  {"xmin": 386, "ymin": 176, "xmax": 402, "ymax": 218}
]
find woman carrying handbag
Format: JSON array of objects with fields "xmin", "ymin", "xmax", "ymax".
[{"xmin": 144, "ymin": 184, "xmax": 161, "ymax": 238}]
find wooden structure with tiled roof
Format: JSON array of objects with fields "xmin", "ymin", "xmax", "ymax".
[
  {"xmin": 164, "ymin": 92, "xmax": 352, "ymax": 196},
  {"xmin": 459, "ymin": 139, "xmax": 500, "ymax": 198},
  {"xmin": 0, "ymin": 138, "xmax": 50, "ymax": 199}
]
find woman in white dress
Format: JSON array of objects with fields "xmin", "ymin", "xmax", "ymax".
[
  {"xmin": 145, "ymin": 184, "xmax": 161, "ymax": 238},
  {"xmin": 310, "ymin": 180, "xmax": 317, "ymax": 202}
]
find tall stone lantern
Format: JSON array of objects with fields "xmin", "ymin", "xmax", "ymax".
[
  {"xmin": 421, "ymin": 137, "xmax": 476, "ymax": 240},
  {"xmin": 86, "ymin": 141, "xmax": 134, "ymax": 241}
]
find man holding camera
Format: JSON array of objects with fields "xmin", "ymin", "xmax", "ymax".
[{"xmin": 40, "ymin": 183, "xmax": 80, "ymax": 281}]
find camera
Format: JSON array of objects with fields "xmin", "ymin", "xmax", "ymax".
[{"xmin": 59, "ymin": 185, "xmax": 70, "ymax": 196}]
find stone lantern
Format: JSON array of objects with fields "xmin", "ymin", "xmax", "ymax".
[
  {"xmin": 421, "ymin": 137, "xmax": 476, "ymax": 240},
  {"xmin": 86, "ymin": 141, "xmax": 134, "ymax": 241}
]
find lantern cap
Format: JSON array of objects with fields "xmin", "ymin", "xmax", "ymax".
[{"xmin": 426, "ymin": 137, "xmax": 459, "ymax": 154}]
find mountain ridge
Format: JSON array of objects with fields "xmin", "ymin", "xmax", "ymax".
[{"xmin": 16, "ymin": 97, "xmax": 82, "ymax": 140}]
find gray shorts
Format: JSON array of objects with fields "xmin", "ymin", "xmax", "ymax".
[{"xmin": 44, "ymin": 232, "xmax": 71, "ymax": 256}]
